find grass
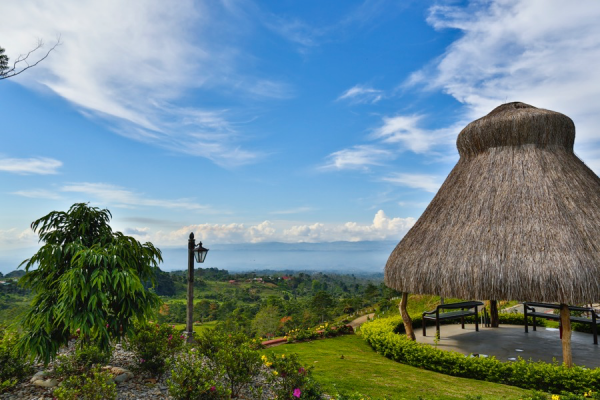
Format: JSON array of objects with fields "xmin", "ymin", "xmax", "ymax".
[
  {"xmin": 263, "ymin": 334, "xmax": 532, "ymax": 400},
  {"xmin": 172, "ymin": 321, "xmax": 218, "ymax": 334}
]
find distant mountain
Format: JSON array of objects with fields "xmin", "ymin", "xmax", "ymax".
[
  {"xmin": 4, "ymin": 270, "xmax": 25, "ymax": 278},
  {"xmin": 158, "ymin": 240, "xmax": 397, "ymax": 274}
]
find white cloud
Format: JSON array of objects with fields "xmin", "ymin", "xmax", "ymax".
[
  {"xmin": 60, "ymin": 182, "xmax": 211, "ymax": 211},
  {"xmin": 371, "ymin": 115, "xmax": 454, "ymax": 154},
  {"xmin": 0, "ymin": 1, "xmax": 287, "ymax": 167},
  {"xmin": 382, "ymin": 173, "xmax": 443, "ymax": 193},
  {"xmin": 408, "ymin": 0, "xmax": 600, "ymax": 169},
  {"xmin": 321, "ymin": 145, "xmax": 394, "ymax": 171},
  {"xmin": 142, "ymin": 210, "xmax": 415, "ymax": 245},
  {"xmin": 0, "ymin": 228, "xmax": 38, "ymax": 249},
  {"xmin": 0, "ymin": 157, "xmax": 62, "ymax": 175},
  {"xmin": 337, "ymin": 85, "xmax": 383, "ymax": 104}
]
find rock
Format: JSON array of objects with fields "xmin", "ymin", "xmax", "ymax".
[
  {"xmin": 29, "ymin": 370, "xmax": 50, "ymax": 383},
  {"xmin": 32, "ymin": 378, "xmax": 58, "ymax": 388}
]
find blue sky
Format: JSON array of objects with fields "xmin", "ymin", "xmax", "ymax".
[{"xmin": 2, "ymin": 0, "xmax": 600, "ymax": 271}]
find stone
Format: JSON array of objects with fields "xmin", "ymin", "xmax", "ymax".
[
  {"xmin": 29, "ymin": 370, "xmax": 50, "ymax": 383},
  {"xmin": 32, "ymin": 378, "xmax": 58, "ymax": 388}
]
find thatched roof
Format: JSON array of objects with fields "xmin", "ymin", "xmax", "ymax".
[{"xmin": 385, "ymin": 102, "xmax": 600, "ymax": 304}]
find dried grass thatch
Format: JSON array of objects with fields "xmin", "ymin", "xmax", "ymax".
[{"xmin": 385, "ymin": 102, "xmax": 600, "ymax": 304}]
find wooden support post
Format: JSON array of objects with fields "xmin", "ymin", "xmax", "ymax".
[
  {"xmin": 400, "ymin": 292, "xmax": 416, "ymax": 341},
  {"xmin": 490, "ymin": 300, "xmax": 499, "ymax": 328},
  {"xmin": 560, "ymin": 303, "xmax": 573, "ymax": 368}
]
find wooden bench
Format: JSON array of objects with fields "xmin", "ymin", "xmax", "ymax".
[
  {"xmin": 523, "ymin": 302, "xmax": 600, "ymax": 344},
  {"xmin": 422, "ymin": 301, "xmax": 484, "ymax": 337}
]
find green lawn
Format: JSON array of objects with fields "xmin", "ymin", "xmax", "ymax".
[
  {"xmin": 264, "ymin": 334, "xmax": 532, "ymax": 400},
  {"xmin": 172, "ymin": 321, "xmax": 218, "ymax": 334}
]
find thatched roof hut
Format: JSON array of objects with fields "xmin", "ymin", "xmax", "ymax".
[{"xmin": 385, "ymin": 102, "xmax": 600, "ymax": 305}]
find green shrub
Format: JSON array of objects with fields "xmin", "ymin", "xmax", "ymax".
[
  {"xmin": 361, "ymin": 316, "xmax": 600, "ymax": 395},
  {"xmin": 53, "ymin": 339, "xmax": 111, "ymax": 377},
  {"xmin": 128, "ymin": 322, "xmax": 185, "ymax": 375},
  {"xmin": 167, "ymin": 348, "xmax": 229, "ymax": 399},
  {"xmin": 263, "ymin": 352, "xmax": 322, "ymax": 399},
  {"xmin": 0, "ymin": 328, "xmax": 33, "ymax": 393},
  {"xmin": 53, "ymin": 366, "xmax": 116, "ymax": 400}
]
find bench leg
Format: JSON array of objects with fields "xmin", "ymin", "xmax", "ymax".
[
  {"xmin": 533, "ymin": 315, "xmax": 537, "ymax": 332},
  {"xmin": 423, "ymin": 320, "xmax": 427, "ymax": 337},
  {"xmin": 436, "ymin": 319, "xmax": 440, "ymax": 339},
  {"xmin": 524, "ymin": 306, "xmax": 528, "ymax": 333},
  {"xmin": 475, "ymin": 308, "xmax": 479, "ymax": 332},
  {"xmin": 461, "ymin": 316, "xmax": 465, "ymax": 329}
]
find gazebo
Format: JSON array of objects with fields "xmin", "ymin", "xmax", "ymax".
[{"xmin": 384, "ymin": 102, "xmax": 600, "ymax": 367}]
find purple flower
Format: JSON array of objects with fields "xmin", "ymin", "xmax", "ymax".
[
  {"xmin": 293, "ymin": 388, "xmax": 301, "ymax": 398},
  {"xmin": 140, "ymin": 358, "xmax": 145, "ymax": 363}
]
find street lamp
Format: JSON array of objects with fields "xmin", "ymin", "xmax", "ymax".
[{"xmin": 187, "ymin": 232, "xmax": 209, "ymax": 343}]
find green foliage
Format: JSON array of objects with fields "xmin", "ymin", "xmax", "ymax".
[
  {"xmin": 264, "ymin": 352, "xmax": 322, "ymax": 400},
  {"xmin": 0, "ymin": 46, "xmax": 8, "ymax": 75},
  {"xmin": 53, "ymin": 339, "xmax": 111, "ymax": 377},
  {"xmin": 196, "ymin": 328, "xmax": 263, "ymax": 398},
  {"xmin": 18, "ymin": 203, "xmax": 162, "ymax": 364},
  {"xmin": 252, "ymin": 304, "xmax": 281, "ymax": 338},
  {"xmin": 167, "ymin": 348, "xmax": 229, "ymax": 399},
  {"xmin": 361, "ymin": 316, "xmax": 600, "ymax": 395},
  {"xmin": 0, "ymin": 328, "xmax": 33, "ymax": 393},
  {"xmin": 53, "ymin": 366, "xmax": 117, "ymax": 400},
  {"xmin": 128, "ymin": 322, "xmax": 185, "ymax": 375}
]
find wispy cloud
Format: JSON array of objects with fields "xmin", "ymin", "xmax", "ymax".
[
  {"xmin": 270, "ymin": 207, "xmax": 314, "ymax": 215},
  {"xmin": 10, "ymin": 189, "xmax": 62, "ymax": 200},
  {"xmin": 60, "ymin": 182, "xmax": 211, "ymax": 211},
  {"xmin": 382, "ymin": 173, "xmax": 443, "ymax": 193},
  {"xmin": 407, "ymin": 1, "xmax": 600, "ymax": 170},
  {"xmin": 0, "ymin": 1, "xmax": 289, "ymax": 167},
  {"xmin": 0, "ymin": 157, "xmax": 62, "ymax": 175},
  {"xmin": 337, "ymin": 85, "xmax": 383, "ymax": 104},
  {"xmin": 321, "ymin": 145, "xmax": 394, "ymax": 171}
]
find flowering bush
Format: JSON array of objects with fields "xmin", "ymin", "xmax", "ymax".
[
  {"xmin": 53, "ymin": 366, "xmax": 116, "ymax": 400},
  {"xmin": 286, "ymin": 324, "xmax": 353, "ymax": 343},
  {"xmin": 167, "ymin": 348, "xmax": 229, "ymax": 400},
  {"xmin": 128, "ymin": 322, "xmax": 185, "ymax": 375},
  {"xmin": 263, "ymin": 352, "xmax": 322, "ymax": 399}
]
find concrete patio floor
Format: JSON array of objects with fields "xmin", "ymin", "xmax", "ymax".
[{"xmin": 416, "ymin": 324, "xmax": 600, "ymax": 368}]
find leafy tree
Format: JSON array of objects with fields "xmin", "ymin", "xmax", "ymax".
[
  {"xmin": 18, "ymin": 203, "xmax": 162, "ymax": 364},
  {"xmin": 251, "ymin": 305, "xmax": 280, "ymax": 338},
  {"xmin": 310, "ymin": 291, "xmax": 334, "ymax": 323}
]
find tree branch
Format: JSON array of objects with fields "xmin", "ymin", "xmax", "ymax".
[{"xmin": 0, "ymin": 35, "xmax": 61, "ymax": 80}]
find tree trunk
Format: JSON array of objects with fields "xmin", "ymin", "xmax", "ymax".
[
  {"xmin": 489, "ymin": 300, "xmax": 499, "ymax": 328},
  {"xmin": 400, "ymin": 292, "xmax": 416, "ymax": 341},
  {"xmin": 560, "ymin": 303, "xmax": 573, "ymax": 368}
]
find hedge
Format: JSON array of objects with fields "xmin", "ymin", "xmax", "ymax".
[{"xmin": 361, "ymin": 316, "xmax": 600, "ymax": 395}]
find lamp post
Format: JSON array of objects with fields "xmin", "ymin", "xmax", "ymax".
[{"xmin": 187, "ymin": 232, "xmax": 209, "ymax": 343}]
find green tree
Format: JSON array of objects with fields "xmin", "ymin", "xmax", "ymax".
[
  {"xmin": 251, "ymin": 305, "xmax": 280, "ymax": 338},
  {"xmin": 18, "ymin": 203, "xmax": 162, "ymax": 364},
  {"xmin": 310, "ymin": 291, "xmax": 334, "ymax": 323}
]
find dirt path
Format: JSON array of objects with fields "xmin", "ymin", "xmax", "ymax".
[{"xmin": 349, "ymin": 313, "xmax": 375, "ymax": 330}]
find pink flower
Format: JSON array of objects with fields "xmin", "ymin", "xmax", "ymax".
[
  {"xmin": 209, "ymin": 386, "xmax": 216, "ymax": 392},
  {"xmin": 140, "ymin": 358, "xmax": 145, "ymax": 363},
  {"xmin": 106, "ymin": 324, "xmax": 109, "ymax": 328},
  {"xmin": 168, "ymin": 334, "xmax": 173, "ymax": 341},
  {"xmin": 293, "ymin": 388, "xmax": 301, "ymax": 398},
  {"xmin": 298, "ymin": 367, "xmax": 305, "ymax": 375}
]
